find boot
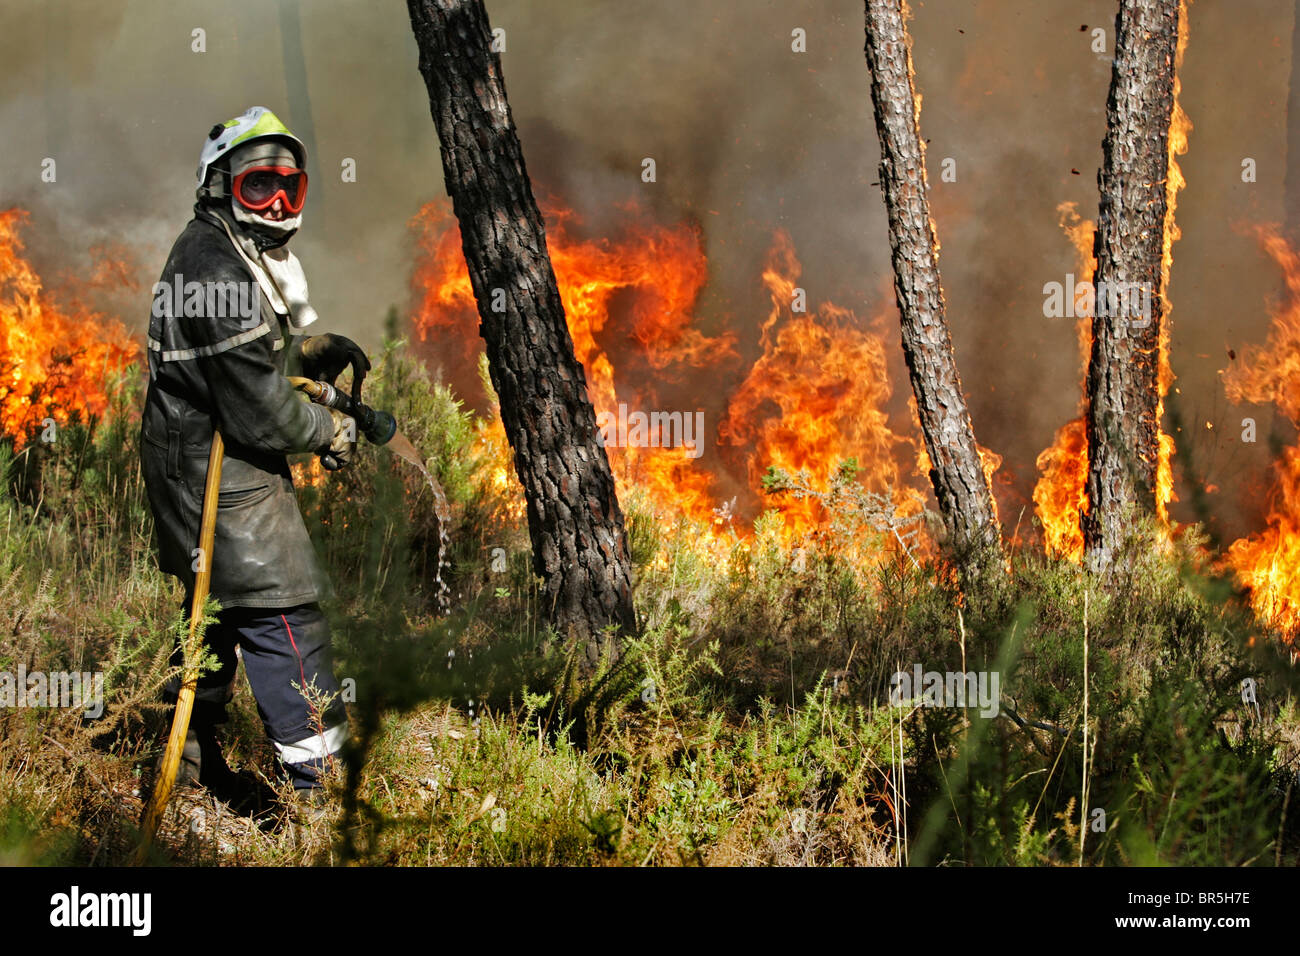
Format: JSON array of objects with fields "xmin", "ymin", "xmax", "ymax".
[
  {"xmin": 170, "ymin": 698, "xmax": 236, "ymax": 790},
  {"xmin": 291, "ymin": 786, "xmax": 332, "ymax": 827},
  {"xmin": 164, "ymin": 702, "xmax": 273, "ymax": 817},
  {"xmin": 280, "ymin": 785, "xmax": 334, "ymax": 845},
  {"xmin": 174, "ymin": 724, "xmax": 237, "ymax": 791},
  {"xmin": 176, "ymin": 727, "xmax": 205, "ymax": 788}
]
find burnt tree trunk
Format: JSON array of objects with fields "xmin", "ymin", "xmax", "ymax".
[
  {"xmin": 406, "ymin": 0, "xmax": 636, "ymax": 659},
  {"xmin": 1082, "ymin": 0, "xmax": 1180, "ymax": 572},
  {"xmin": 863, "ymin": 0, "xmax": 1002, "ymax": 572}
]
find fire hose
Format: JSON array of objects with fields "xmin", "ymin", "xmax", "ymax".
[{"xmin": 287, "ymin": 376, "xmax": 397, "ymax": 469}]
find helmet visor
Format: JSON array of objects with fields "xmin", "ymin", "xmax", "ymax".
[{"xmin": 232, "ymin": 166, "xmax": 308, "ymax": 214}]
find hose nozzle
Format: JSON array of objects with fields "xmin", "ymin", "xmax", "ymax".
[{"xmin": 289, "ymin": 377, "xmax": 398, "ymax": 467}]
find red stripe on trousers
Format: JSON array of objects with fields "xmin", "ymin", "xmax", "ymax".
[{"xmin": 281, "ymin": 613, "xmax": 332, "ymax": 769}]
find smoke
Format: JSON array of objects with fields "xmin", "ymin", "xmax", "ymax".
[{"xmin": 0, "ymin": 0, "xmax": 1293, "ymax": 539}]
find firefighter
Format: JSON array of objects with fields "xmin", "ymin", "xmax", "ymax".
[{"xmin": 141, "ymin": 106, "xmax": 368, "ymax": 808}]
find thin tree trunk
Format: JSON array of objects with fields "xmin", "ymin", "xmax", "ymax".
[
  {"xmin": 863, "ymin": 0, "xmax": 1002, "ymax": 572},
  {"xmin": 1082, "ymin": 0, "xmax": 1180, "ymax": 572},
  {"xmin": 406, "ymin": 0, "xmax": 636, "ymax": 660}
]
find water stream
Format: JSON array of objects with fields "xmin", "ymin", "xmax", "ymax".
[{"xmin": 384, "ymin": 430, "xmax": 452, "ymax": 612}]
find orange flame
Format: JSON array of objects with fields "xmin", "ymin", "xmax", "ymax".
[
  {"xmin": 1034, "ymin": 417, "xmax": 1089, "ymax": 560},
  {"xmin": 480, "ymin": 416, "xmax": 527, "ymax": 522},
  {"xmin": 1156, "ymin": 0, "xmax": 1192, "ymax": 526},
  {"xmin": 718, "ymin": 231, "xmax": 920, "ymax": 538},
  {"xmin": 1032, "ymin": 202, "xmax": 1095, "ymax": 561},
  {"xmin": 412, "ymin": 199, "xmax": 735, "ymax": 528},
  {"xmin": 410, "ymin": 201, "xmax": 923, "ymax": 547},
  {"xmin": 1223, "ymin": 226, "xmax": 1300, "ymax": 641},
  {"xmin": 291, "ymin": 455, "xmax": 326, "ymax": 490},
  {"xmin": 0, "ymin": 209, "xmax": 137, "ymax": 448},
  {"xmin": 1224, "ymin": 448, "xmax": 1300, "ymax": 644}
]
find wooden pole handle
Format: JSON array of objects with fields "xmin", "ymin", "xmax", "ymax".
[{"xmin": 134, "ymin": 430, "xmax": 225, "ymax": 864}]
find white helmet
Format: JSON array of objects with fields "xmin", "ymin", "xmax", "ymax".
[{"xmin": 196, "ymin": 106, "xmax": 306, "ymax": 198}]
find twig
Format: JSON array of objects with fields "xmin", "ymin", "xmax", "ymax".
[
  {"xmin": 893, "ymin": 526, "xmax": 922, "ymax": 573},
  {"xmin": 931, "ymin": 733, "xmax": 963, "ymax": 832},
  {"xmin": 43, "ymin": 733, "xmax": 114, "ymax": 797},
  {"xmin": 1000, "ymin": 704, "xmax": 1082, "ymax": 742}
]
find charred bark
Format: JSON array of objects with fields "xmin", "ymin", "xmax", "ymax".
[
  {"xmin": 863, "ymin": 0, "xmax": 1002, "ymax": 573},
  {"xmin": 406, "ymin": 0, "xmax": 636, "ymax": 659},
  {"xmin": 1082, "ymin": 0, "xmax": 1180, "ymax": 572}
]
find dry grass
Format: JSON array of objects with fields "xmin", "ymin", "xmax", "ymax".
[{"xmin": 1, "ymin": 351, "xmax": 1297, "ymax": 867}]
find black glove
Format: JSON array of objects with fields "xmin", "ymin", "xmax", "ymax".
[{"xmin": 299, "ymin": 334, "xmax": 371, "ymax": 401}]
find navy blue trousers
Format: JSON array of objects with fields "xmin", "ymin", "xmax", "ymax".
[{"xmin": 167, "ymin": 602, "xmax": 347, "ymax": 790}]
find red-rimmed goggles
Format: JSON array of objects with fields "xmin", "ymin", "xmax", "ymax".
[{"xmin": 231, "ymin": 165, "xmax": 308, "ymax": 214}]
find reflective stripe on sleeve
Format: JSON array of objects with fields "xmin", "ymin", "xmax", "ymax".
[{"xmin": 147, "ymin": 321, "xmax": 275, "ymax": 362}]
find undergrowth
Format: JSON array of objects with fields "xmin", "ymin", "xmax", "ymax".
[{"xmin": 1, "ymin": 336, "xmax": 1297, "ymax": 867}]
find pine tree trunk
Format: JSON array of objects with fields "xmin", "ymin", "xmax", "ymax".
[
  {"xmin": 406, "ymin": 0, "xmax": 637, "ymax": 660},
  {"xmin": 863, "ymin": 0, "xmax": 1002, "ymax": 572},
  {"xmin": 1082, "ymin": 0, "xmax": 1180, "ymax": 572}
]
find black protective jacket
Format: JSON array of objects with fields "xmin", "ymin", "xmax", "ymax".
[{"xmin": 141, "ymin": 204, "xmax": 335, "ymax": 609}]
